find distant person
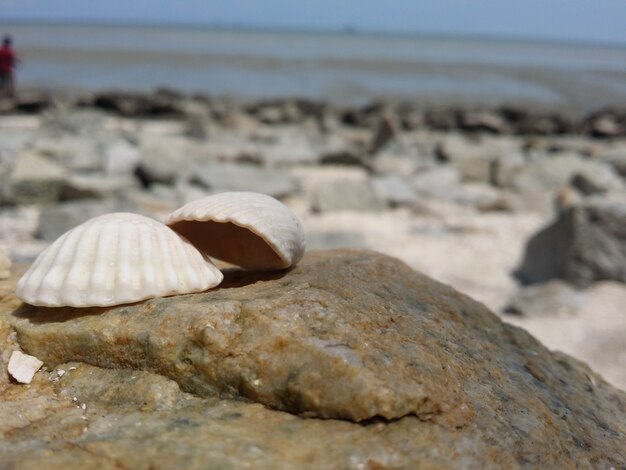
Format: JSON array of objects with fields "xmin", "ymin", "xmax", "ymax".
[{"xmin": 0, "ymin": 35, "xmax": 17, "ymax": 98}]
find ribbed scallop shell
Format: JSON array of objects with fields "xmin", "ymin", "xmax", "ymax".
[
  {"xmin": 165, "ymin": 192, "xmax": 306, "ymax": 270},
  {"xmin": 16, "ymin": 213, "xmax": 223, "ymax": 307}
]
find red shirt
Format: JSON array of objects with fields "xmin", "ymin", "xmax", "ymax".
[{"xmin": 0, "ymin": 46, "xmax": 15, "ymax": 74}]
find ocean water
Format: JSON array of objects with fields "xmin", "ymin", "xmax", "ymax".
[{"xmin": 2, "ymin": 22, "xmax": 626, "ymax": 109}]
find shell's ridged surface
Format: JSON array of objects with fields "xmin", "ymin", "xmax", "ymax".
[
  {"xmin": 16, "ymin": 213, "xmax": 223, "ymax": 307},
  {"xmin": 165, "ymin": 192, "xmax": 306, "ymax": 270}
]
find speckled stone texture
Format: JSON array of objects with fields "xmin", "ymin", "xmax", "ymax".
[{"xmin": 1, "ymin": 249, "xmax": 625, "ymax": 469}]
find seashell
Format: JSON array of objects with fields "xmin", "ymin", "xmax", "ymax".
[
  {"xmin": 165, "ymin": 192, "xmax": 305, "ymax": 270},
  {"xmin": 16, "ymin": 213, "xmax": 223, "ymax": 307}
]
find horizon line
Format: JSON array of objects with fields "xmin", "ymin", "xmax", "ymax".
[{"xmin": 1, "ymin": 17, "xmax": 626, "ymax": 49}]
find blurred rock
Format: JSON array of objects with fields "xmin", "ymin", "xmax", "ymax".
[
  {"xmin": 36, "ymin": 200, "xmax": 120, "ymax": 242},
  {"xmin": 0, "ymin": 247, "xmax": 10, "ymax": 280},
  {"xmin": 371, "ymin": 175, "xmax": 419, "ymax": 208},
  {"xmin": 60, "ymin": 174, "xmax": 139, "ymax": 201},
  {"xmin": 1, "ymin": 151, "xmax": 68, "ymax": 205},
  {"xmin": 192, "ymin": 162, "xmax": 297, "ymax": 198},
  {"xmin": 312, "ymin": 179, "xmax": 383, "ymax": 212},
  {"xmin": 515, "ymin": 199, "xmax": 626, "ymax": 287},
  {"xmin": 512, "ymin": 153, "xmax": 621, "ymax": 196},
  {"xmin": 504, "ymin": 280, "xmax": 584, "ymax": 316},
  {"xmin": 459, "ymin": 110, "xmax": 508, "ymax": 134},
  {"xmin": 104, "ymin": 139, "xmax": 141, "ymax": 176},
  {"xmin": 136, "ymin": 136, "xmax": 190, "ymax": 186}
]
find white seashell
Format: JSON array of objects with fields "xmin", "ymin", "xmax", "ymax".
[
  {"xmin": 16, "ymin": 213, "xmax": 223, "ymax": 307},
  {"xmin": 165, "ymin": 192, "xmax": 306, "ymax": 270},
  {"xmin": 8, "ymin": 350, "xmax": 43, "ymax": 384}
]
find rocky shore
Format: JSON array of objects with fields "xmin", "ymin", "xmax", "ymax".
[{"xmin": 0, "ymin": 88, "xmax": 626, "ymax": 466}]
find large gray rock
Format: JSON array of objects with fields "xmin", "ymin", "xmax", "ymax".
[
  {"xmin": 1, "ymin": 250, "xmax": 625, "ymax": 468},
  {"xmin": 371, "ymin": 175, "xmax": 419, "ymax": 208},
  {"xmin": 192, "ymin": 162, "xmax": 297, "ymax": 198},
  {"xmin": 36, "ymin": 200, "xmax": 123, "ymax": 242},
  {"xmin": 60, "ymin": 173, "xmax": 139, "ymax": 201},
  {"xmin": 436, "ymin": 134, "xmax": 524, "ymax": 184},
  {"xmin": 512, "ymin": 152, "xmax": 622, "ymax": 194},
  {"xmin": 312, "ymin": 179, "xmax": 384, "ymax": 212},
  {"xmin": 1, "ymin": 151, "xmax": 69, "ymax": 205},
  {"xmin": 515, "ymin": 199, "xmax": 626, "ymax": 287},
  {"xmin": 137, "ymin": 136, "xmax": 191, "ymax": 185},
  {"xmin": 104, "ymin": 139, "xmax": 141, "ymax": 176},
  {"xmin": 504, "ymin": 280, "xmax": 584, "ymax": 316}
]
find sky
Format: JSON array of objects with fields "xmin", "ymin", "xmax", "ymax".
[{"xmin": 1, "ymin": 0, "xmax": 626, "ymax": 45}]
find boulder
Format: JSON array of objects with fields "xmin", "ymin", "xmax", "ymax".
[
  {"xmin": 2, "ymin": 250, "xmax": 625, "ymax": 468},
  {"xmin": 312, "ymin": 179, "xmax": 384, "ymax": 212},
  {"xmin": 92, "ymin": 90, "xmax": 185, "ymax": 117},
  {"xmin": 1, "ymin": 151, "xmax": 68, "ymax": 205},
  {"xmin": 459, "ymin": 110, "xmax": 509, "ymax": 134},
  {"xmin": 436, "ymin": 134, "xmax": 524, "ymax": 185},
  {"xmin": 515, "ymin": 199, "xmax": 626, "ymax": 287},
  {"xmin": 0, "ymin": 247, "xmax": 10, "ymax": 279},
  {"xmin": 191, "ymin": 162, "xmax": 297, "ymax": 198},
  {"xmin": 104, "ymin": 139, "xmax": 141, "ymax": 176},
  {"xmin": 36, "ymin": 200, "xmax": 121, "ymax": 242},
  {"xmin": 504, "ymin": 280, "xmax": 584, "ymax": 316},
  {"xmin": 512, "ymin": 152, "xmax": 622, "ymax": 195},
  {"xmin": 371, "ymin": 175, "xmax": 419, "ymax": 208},
  {"xmin": 60, "ymin": 173, "xmax": 139, "ymax": 201},
  {"xmin": 136, "ymin": 137, "xmax": 191, "ymax": 186},
  {"xmin": 34, "ymin": 136, "xmax": 105, "ymax": 173}
]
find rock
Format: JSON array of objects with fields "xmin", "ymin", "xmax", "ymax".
[
  {"xmin": 410, "ymin": 166, "xmax": 461, "ymax": 199},
  {"xmin": 39, "ymin": 109, "xmax": 108, "ymax": 138},
  {"xmin": 589, "ymin": 116, "xmax": 622, "ymax": 138},
  {"xmin": 0, "ymin": 247, "xmax": 10, "ymax": 279},
  {"xmin": 319, "ymin": 149, "xmax": 368, "ymax": 168},
  {"xmin": 92, "ymin": 90, "xmax": 185, "ymax": 117},
  {"xmin": 368, "ymin": 113, "xmax": 398, "ymax": 155},
  {"xmin": 2, "ymin": 250, "xmax": 626, "ymax": 468},
  {"xmin": 436, "ymin": 134, "xmax": 524, "ymax": 184},
  {"xmin": 603, "ymin": 144, "xmax": 626, "ymax": 179},
  {"xmin": 459, "ymin": 110, "xmax": 508, "ymax": 134},
  {"xmin": 312, "ymin": 179, "xmax": 383, "ymax": 212},
  {"xmin": 512, "ymin": 152, "xmax": 621, "ymax": 195},
  {"xmin": 515, "ymin": 199, "xmax": 626, "ymax": 287},
  {"xmin": 34, "ymin": 136, "xmax": 104, "ymax": 173},
  {"xmin": 35, "ymin": 200, "xmax": 120, "ymax": 242},
  {"xmin": 1, "ymin": 151, "xmax": 68, "ymax": 205},
  {"xmin": 7, "ymin": 350, "xmax": 43, "ymax": 384},
  {"xmin": 191, "ymin": 162, "xmax": 297, "ymax": 198},
  {"xmin": 504, "ymin": 280, "xmax": 584, "ymax": 316},
  {"xmin": 305, "ymin": 231, "xmax": 367, "ymax": 249},
  {"xmin": 371, "ymin": 175, "xmax": 419, "ymax": 208},
  {"xmin": 104, "ymin": 139, "xmax": 141, "ymax": 176},
  {"xmin": 60, "ymin": 173, "xmax": 139, "ymax": 201},
  {"xmin": 136, "ymin": 136, "xmax": 190, "ymax": 186}
]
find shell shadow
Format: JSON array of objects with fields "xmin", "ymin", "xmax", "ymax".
[
  {"xmin": 216, "ymin": 267, "xmax": 291, "ymax": 289},
  {"xmin": 11, "ymin": 302, "xmax": 126, "ymax": 324},
  {"xmin": 11, "ymin": 268, "xmax": 291, "ymax": 324}
]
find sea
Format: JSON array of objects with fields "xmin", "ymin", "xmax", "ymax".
[{"xmin": 2, "ymin": 22, "xmax": 626, "ymax": 111}]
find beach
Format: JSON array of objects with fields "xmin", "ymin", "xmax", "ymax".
[
  {"xmin": 0, "ymin": 87, "xmax": 625, "ymax": 390},
  {"xmin": 1, "ymin": 21, "xmax": 626, "ymax": 467}
]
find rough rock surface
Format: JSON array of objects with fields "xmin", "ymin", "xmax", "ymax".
[
  {"xmin": 516, "ymin": 199, "xmax": 626, "ymax": 287},
  {"xmin": 0, "ymin": 247, "xmax": 10, "ymax": 280},
  {"xmin": 1, "ymin": 250, "xmax": 625, "ymax": 468}
]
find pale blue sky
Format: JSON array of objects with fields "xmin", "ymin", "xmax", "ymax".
[{"xmin": 1, "ymin": 0, "xmax": 625, "ymax": 45}]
